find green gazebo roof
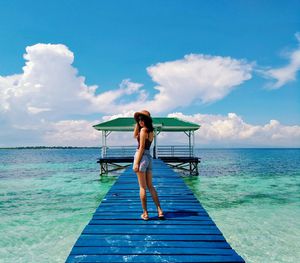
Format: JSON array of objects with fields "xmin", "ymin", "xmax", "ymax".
[{"xmin": 93, "ymin": 117, "xmax": 200, "ymax": 132}]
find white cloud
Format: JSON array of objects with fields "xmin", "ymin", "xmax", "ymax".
[
  {"xmin": 0, "ymin": 44, "xmax": 147, "ymax": 121},
  {"xmin": 0, "ymin": 45, "xmax": 254, "ymax": 119},
  {"xmin": 0, "ymin": 43, "xmax": 256, "ymax": 147},
  {"xmin": 92, "ymin": 54, "xmax": 253, "ymax": 114},
  {"xmin": 2, "ymin": 45, "xmax": 254, "ymax": 120},
  {"xmin": 1, "ymin": 44, "xmax": 87, "ymax": 119},
  {"xmin": 83, "ymin": 79, "xmax": 147, "ymax": 113},
  {"xmin": 168, "ymin": 112, "xmax": 300, "ymax": 147},
  {"xmin": 101, "ymin": 111, "xmax": 135, "ymax": 122},
  {"xmin": 263, "ymin": 32, "xmax": 300, "ymax": 89},
  {"xmin": 0, "ymin": 42, "xmax": 298, "ymax": 147},
  {"xmin": 43, "ymin": 120, "xmax": 100, "ymax": 147},
  {"xmin": 145, "ymin": 54, "xmax": 253, "ymax": 111}
]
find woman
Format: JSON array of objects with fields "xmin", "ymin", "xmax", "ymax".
[{"xmin": 133, "ymin": 110, "xmax": 164, "ymax": 221}]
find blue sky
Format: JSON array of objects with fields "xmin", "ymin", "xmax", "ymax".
[{"xmin": 0, "ymin": 1, "xmax": 299, "ymax": 147}]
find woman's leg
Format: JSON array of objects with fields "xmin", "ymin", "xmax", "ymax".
[
  {"xmin": 146, "ymin": 170, "xmax": 164, "ymax": 216},
  {"xmin": 136, "ymin": 171, "xmax": 148, "ymax": 217}
]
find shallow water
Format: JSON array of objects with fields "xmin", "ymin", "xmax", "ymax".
[
  {"xmin": 0, "ymin": 149, "xmax": 116, "ymax": 263},
  {"xmin": 184, "ymin": 148, "xmax": 300, "ymax": 263},
  {"xmin": 0, "ymin": 148, "xmax": 299, "ymax": 262}
]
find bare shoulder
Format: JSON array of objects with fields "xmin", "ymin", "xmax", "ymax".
[
  {"xmin": 140, "ymin": 128, "xmax": 148, "ymax": 139},
  {"xmin": 140, "ymin": 127, "xmax": 148, "ymax": 134}
]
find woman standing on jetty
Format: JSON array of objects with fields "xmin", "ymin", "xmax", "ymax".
[{"xmin": 133, "ymin": 110, "xmax": 164, "ymax": 221}]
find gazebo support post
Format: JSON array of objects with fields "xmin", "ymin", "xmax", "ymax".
[
  {"xmin": 192, "ymin": 131, "xmax": 195, "ymax": 156},
  {"xmin": 101, "ymin": 131, "xmax": 110, "ymax": 158},
  {"xmin": 184, "ymin": 131, "xmax": 192, "ymax": 157},
  {"xmin": 153, "ymin": 128, "xmax": 158, "ymax": 159}
]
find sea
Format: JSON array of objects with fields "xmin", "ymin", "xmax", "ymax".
[{"xmin": 0, "ymin": 148, "xmax": 299, "ymax": 263}]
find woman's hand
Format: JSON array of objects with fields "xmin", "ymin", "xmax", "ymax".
[{"xmin": 133, "ymin": 163, "xmax": 139, "ymax": 172}]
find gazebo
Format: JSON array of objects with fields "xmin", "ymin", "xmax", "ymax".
[{"xmin": 93, "ymin": 117, "xmax": 200, "ymax": 175}]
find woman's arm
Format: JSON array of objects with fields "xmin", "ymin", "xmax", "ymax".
[
  {"xmin": 133, "ymin": 123, "xmax": 139, "ymax": 138},
  {"xmin": 133, "ymin": 127, "xmax": 147, "ymax": 171}
]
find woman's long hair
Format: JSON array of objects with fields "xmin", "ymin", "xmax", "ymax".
[{"xmin": 139, "ymin": 115, "xmax": 154, "ymax": 132}]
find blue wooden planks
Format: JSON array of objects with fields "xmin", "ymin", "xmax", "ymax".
[
  {"xmin": 74, "ymin": 239, "xmax": 230, "ymax": 248},
  {"xmin": 67, "ymin": 255, "xmax": 244, "ymax": 263},
  {"xmin": 65, "ymin": 159, "xmax": 245, "ymax": 263}
]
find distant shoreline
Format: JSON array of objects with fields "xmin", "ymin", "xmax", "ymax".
[
  {"xmin": 0, "ymin": 146, "xmax": 101, "ymax": 149},
  {"xmin": 0, "ymin": 146, "xmax": 299, "ymax": 150}
]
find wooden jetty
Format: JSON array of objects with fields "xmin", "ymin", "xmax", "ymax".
[{"xmin": 66, "ymin": 159, "xmax": 245, "ymax": 263}]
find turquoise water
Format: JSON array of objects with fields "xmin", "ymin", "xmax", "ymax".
[
  {"xmin": 184, "ymin": 149, "xmax": 300, "ymax": 263},
  {"xmin": 0, "ymin": 149, "xmax": 117, "ymax": 263},
  {"xmin": 0, "ymin": 148, "xmax": 299, "ymax": 262}
]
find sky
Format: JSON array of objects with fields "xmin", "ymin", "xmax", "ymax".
[{"xmin": 0, "ymin": 0, "xmax": 299, "ymax": 147}]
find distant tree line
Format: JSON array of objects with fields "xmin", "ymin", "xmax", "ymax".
[{"xmin": 0, "ymin": 146, "xmax": 101, "ymax": 149}]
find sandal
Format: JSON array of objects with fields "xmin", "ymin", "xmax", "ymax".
[
  {"xmin": 141, "ymin": 213, "xmax": 149, "ymax": 221},
  {"xmin": 158, "ymin": 211, "xmax": 165, "ymax": 219}
]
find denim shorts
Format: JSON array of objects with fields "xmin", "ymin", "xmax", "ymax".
[{"xmin": 134, "ymin": 150, "xmax": 152, "ymax": 173}]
